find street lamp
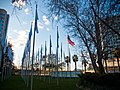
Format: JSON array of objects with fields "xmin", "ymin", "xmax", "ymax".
[
  {"xmin": 65, "ymin": 56, "xmax": 70, "ymax": 71},
  {"xmin": 72, "ymin": 55, "xmax": 78, "ymax": 71}
]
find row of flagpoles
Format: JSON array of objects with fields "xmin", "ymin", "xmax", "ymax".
[{"xmin": 21, "ymin": 4, "xmax": 75, "ymax": 90}]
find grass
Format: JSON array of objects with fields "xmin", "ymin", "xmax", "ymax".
[
  {"xmin": 0, "ymin": 75, "xmax": 26, "ymax": 90},
  {"xmin": 0, "ymin": 75, "xmax": 79, "ymax": 90}
]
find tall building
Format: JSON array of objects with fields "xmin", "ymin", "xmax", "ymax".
[
  {"xmin": 100, "ymin": 15, "xmax": 120, "ymax": 72},
  {"xmin": 101, "ymin": 15, "xmax": 120, "ymax": 58},
  {"xmin": 0, "ymin": 8, "xmax": 9, "ymax": 70}
]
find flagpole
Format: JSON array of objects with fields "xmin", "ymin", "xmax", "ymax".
[
  {"xmin": 25, "ymin": 56, "xmax": 27, "ymax": 85},
  {"xmin": 27, "ymin": 42, "xmax": 31, "ymax": 87},
  {"xmin": 68, "ymin": 44, "xmax": 72, "ymax": 78},
  {"xmin": 40, "ymin": 45, "xmax": 42, "ymax": 80},
  {"xmin": 27, "ymin": 26, "xmax": 32, "ymax": 86},
  {"xmin": 61, "ymin": 42, "xmax": 63, "ymax": 78},
  {"xmin": 56, "ymin": 26, "xmax": 59, "ymax": 86},
  {"xmin": 30, "ymin": 22, "xmax": 35, "ymax": 90},
  {"xmin": 67, "ymin": 44, "xmax": 70, "ymax": 71},
  {"xmin": 31, "ymin": 4, "xmax": 38, "ymax": 90},
  {"xmin": 49, "ymin": 35, "xmax": 52, "ymax": 83},
  {"xmin": 63, "ymin": 52, "xmax": 66, "ymax": 79},
  {"xmin": 51, "ymin": 51, "xmax": 54, "ymax": 74},
  {"xmin": 67, "ymin": 35, "xmax": 75, "ymax": 78},
  {"xmin": 37, "ymin": 48, "xmax": 39, "ymax": 78},
  {"xmin": 44, "ymin": 41, "xmax": 47, "ymax": 81},
  {"xmin": 48, "ymin": 54, "xmax": 50, "ymax": 83},
  {"xmin": 27, "ymin": 22, "xmax": 32, "ymax": 87}
]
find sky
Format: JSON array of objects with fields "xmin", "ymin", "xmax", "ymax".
[{"xmin": 0, "ymin": 0, "xmax": 82, "ymax": 70}]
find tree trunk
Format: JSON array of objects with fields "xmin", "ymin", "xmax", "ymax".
[
  {"xmin": 104, "ymin": 59, "xmax": 108, "ymax": 73},
  {"xmin": 90, "ymin": 57, "xmax": 98, "ymax": 73},
  {"xmin": 95, "ymin": 23, "xmax": 105, "ymax": 74},
  {"xmin": 67, "ymin": 63, "xmax": 69, "ymax": 71},
  {"xmin": 84, "ymin": 64, "xmax": 86, "ymax": 73},
  {"xmin": 90, "ymin": 0, "xmax": 105, "ymax": 74},
  {"xmin": 113, "ymin": 59, "xmax": 115, "ymax": 73},
  {"xmin": 88, "ymin": 48, "xmax": 98, "ymax": 73},
  {"xmin": 75, "ymin": 61, "xmax": 77, "ymax": 71},
  {"xmin": 116, "ymin": 56, "xmax": 120, "ymax": 72}
]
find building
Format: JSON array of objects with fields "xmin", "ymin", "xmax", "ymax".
[
  {"xmin": 42, "ymin": 54, "xmax": 65, "ymax": 71},
  {"xmin": 0, "ymin": 8, "xmax": 9, "ymax": 71},
  {"xmin": 101, "ymin": 15, "xmax": 120, "ymax": 72}
]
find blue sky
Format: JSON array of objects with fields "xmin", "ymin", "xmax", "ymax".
[{"xmin": 0, "ymin": 0, "xmax": 82, "ymax": 70}]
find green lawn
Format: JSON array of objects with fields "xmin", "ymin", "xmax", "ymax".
[{"xmin": 0, "ymin": 75, "xmax": 79, "ymax": 90}]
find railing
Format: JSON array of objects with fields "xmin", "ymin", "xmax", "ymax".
[{"xmin": 50, "ymin": 71, "xmax": 81, "ymax": 78}]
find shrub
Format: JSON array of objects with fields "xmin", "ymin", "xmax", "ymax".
[{"xmin": 78, "ymin": 73, "xmax": 120, "ymax": 90}]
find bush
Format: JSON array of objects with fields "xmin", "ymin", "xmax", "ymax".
[{"xmin": 78, "ymin": 73, "xmax": 120, "ymax": 90}]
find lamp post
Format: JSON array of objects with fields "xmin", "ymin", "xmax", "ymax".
[
  {"xmin": 72, "ymin": 55, "xmax": 78, "ymax": 71},
  {"xmin": 65, "ymin": 56, "xmax": 70, "ymax": 71}
]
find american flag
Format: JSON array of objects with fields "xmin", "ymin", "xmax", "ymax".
[{"xmin": 67, "ymin": 35, "xmax": 75, "ymax": 46}]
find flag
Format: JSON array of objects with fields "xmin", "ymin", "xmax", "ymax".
[
  {"xmin": 40, "ymin": 45, "xmax": 42, "ymax": 59},
  {"xmin": 22, "ymin": 23, "xmax": 32, "ymax": 66},
  {"xmin": 64, "ymin": 52, "xmax": 66, "ymax": 63},
  {"xmin": 40, "ymin": 45, "xmax": 42, "ymax": 63},
  {"xmin": 57, "ymin": 26, "xmax": 59, "ymax": 48},
  {"xmin": 45, "ymin": 41, "xmax": 47, "ymax": 59},
  {"xmin": 50, "ymin": 35, "xmax": 52, "ymax": 55},
  {"xmin": 67, "ymin": 35, "xmax": 75, "ymax": 46},
  {"xmin": 55, "ymin": 47, "xmax": 58, "ymax": 70},
  {"xmin": 61, "ymin": 42, "xmax": 62, "ymax": 61},
  {"xmin": 38, "ymin": 48, "xmax": 39, "ymax": 61},
  {"xmin": 34, "ymin": 4, "xmax": 39, "ymax": 33},
  {"xmin": 29, "ymin": 23, "xmax": 32, "ymax": 40},
  {"xmin": 36, "ymin": 51, "xmax": 37, "ymax": 62},
  {"xmin": 22, "ymin": 49, "xmax": 26, "ymax": 66},
  {"xmin": 25, "ymin": 23, "xmax": 32, "ymax": 53},
  {"xmin": 7, "ymin": 46, "xmax": 13, "ymax": 61},
  {"xmin": 49, "ymin": 35, "xmax": 52, "ymax": 67},
  {"xmin": 27, "ymin": 23, "xmax": 32, "ymax": 53}
]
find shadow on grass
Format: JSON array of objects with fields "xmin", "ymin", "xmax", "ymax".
[
  {"xmin": 0, "ymin": 75, "xmax": 79, "ymax": 90},
  {"xmin": 0, "ymin": 75, "xmax": 26, "ymax": 90}
]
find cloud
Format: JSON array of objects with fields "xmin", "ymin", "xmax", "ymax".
[
  {"xmin": 13, "ymin": 54, "xmax": 21, "ymax": 68},
  {"xmin": 24, "ymin": 8, "xmax": 30, "ymax": 14},
  {"xmin": 8, "ymin": 30, "xmax": 28, "ymax": 49},
  {"xmin": 32, "ymin": 15, "xmax": 50, "ymax": 31},
  {"xmin": 38, "ymin": 22, "xmax": 44, "ymax": 29},
  {"xmin": 8, "ymin": 35, "xmax": 12, "ymax": 40},
  {"xmin": 52, "ymin": 14, "xmax": 58, "ymax": 20},
  {"xmin": 42, "ymin": 15, "xmax": 50, "ymax": 25},
  {"xmin": 17, "ymin": 30, "xmax": 27, "ymax": 43},
  {"xmin": 32, "ymin": 20, "xmax": 44, "ymax": 30},
  {"xmin": 23, "ymin": 21, "xmax": 27, "ymax": 25},
  {"xmin": 13, "ymin": 30, "xmax": 18, "ymax": 34},
  {"xmin": 46, "ymin": 28, "xmax": 50, "ymax": 31}
]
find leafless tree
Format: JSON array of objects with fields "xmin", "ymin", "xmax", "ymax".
[{"xmin": 44, "ymin": 0, "xmax": 120, "ymax": 74}]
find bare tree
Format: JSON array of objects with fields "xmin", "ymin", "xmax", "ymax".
[{"xmin": 44, "ymin": 0, "xmax": 120, "ymax": 74}]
